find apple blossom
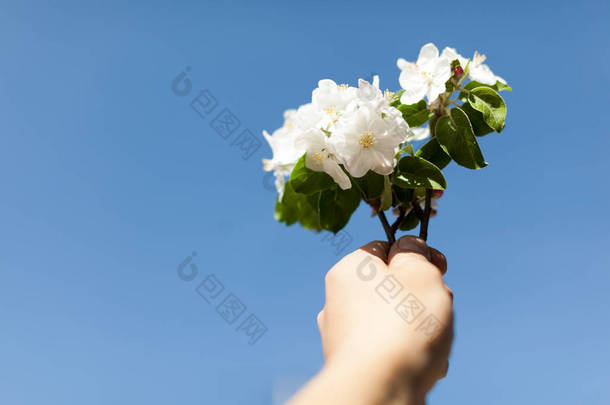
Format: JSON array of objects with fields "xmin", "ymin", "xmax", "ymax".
[
  {"xmin": 266, "ymin": 43, "xmax": 510, "ymax": 243},
  {"xmin": 295, "ymin": 128, "xmax": 351, "ymax": 190},
  {"xmin": 441, "ymin": 47, "xmax": 506, "ymax": 85},
  {"xmin": 397, "ymin": 43, "xmax": 451, "ymax": 104},
  {"xmin": 333, "ymin": 103, "xmax": 408, "ymax": 177},
  {"xmin": 262, "ymin": 110, "xmax": 304, "ymax": 198},
  {"xmin": 311, "ymin": 79, "xmax": 358, "ymax": 130}
]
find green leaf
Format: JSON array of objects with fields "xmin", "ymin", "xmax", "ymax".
[
  {"xmin": 458, "ymin": 80, "xmax": 511, "ymax": 102},
  {"xmin": 395, "ymin": 143, "xmax": 414, "ymax": 158},
  {"xmin": 468, "ymin": 87, "xmax": 506, "ymax": 132},
  {"xmin": 435, "ymin": 107, "xmax": 487, "ymax": 169},
  {"xmin": 379, "ymin": 175, "xmax": 392, "ymax": 211},
  {"xmin": 393, "ymin": 156, "xmax": 447, "ymax": 190},
  {"xmin": 352, "ymin": 170, "xmax": 384, "ymax": 200},
  {"xmin": 275, "ymin": 184, "xmax": 299, "ymax": 225},
  {"xmin": 299, "ymin": 192, "xmax": 322, "ymax": 230},
  {"xmin": 461, "ymin": 102, "xmax": 494, "ymax": 137},
  {"xmin": 462, "ymin": 79, "xmax": 511, "ymax": 94},
  {"xmin": 289, "ymin": 154, "xmax": 335, "ymax": 195},
  {"xmin": 318, "ymin": 186, "xmax": 361, "ymax": 233},
  {"xmin": 494, "ymin": 81, "xmax": 512, "ymax": 92},
  {"xmin": 399, "ymin": 210, "xmax": 420, "ymax": 231},
  {"xmin": 275, "ymin": 182, "xmax": 322, "ymax": 231},
  {"xmin": 415, "ymin": 137, "xmax": 451, "ymax": 170},
  {"xmin": 396, "ymin": 100, "xmax": 431, "ymax": 127}
]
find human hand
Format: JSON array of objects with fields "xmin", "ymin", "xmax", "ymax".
[{"xmin": 317, "ymin": 236, "xmax": 454, "ymax": 403}]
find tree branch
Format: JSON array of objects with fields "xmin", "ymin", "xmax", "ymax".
[
  {"xmin": 411, "ymin": 200, "xmax": 424, "ymax": 220},
  {"xmin": 377, "ymin": 210, "xmax": 395, "ymax": 244},
  {"xmin": 419, "ymin": 189, "xmax": 432, "ymax": 241},
  {"xmin": 391, "ymin": 206, "xmax": 406, "ymax": 234}
]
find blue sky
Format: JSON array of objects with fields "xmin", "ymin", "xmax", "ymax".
[{"xmin": 1, "ymin": 0, "xmax": 609, "ymax": 404}]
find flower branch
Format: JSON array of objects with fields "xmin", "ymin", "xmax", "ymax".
[{"xmin": 265, "ymin": 42, "xmax": 510, "ymax": 249}]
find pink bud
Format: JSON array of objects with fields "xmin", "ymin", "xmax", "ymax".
[
  {"xmin": 454, "ymin": 66, "xmax": 464, "ymax": 76},
  {"xmin": 432, "ymin": 190, "xmax": 444, "ymax": 199}
]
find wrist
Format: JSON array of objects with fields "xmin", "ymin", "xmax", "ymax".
[{"xmin": 323, "ymin": 347, "xmax": 426, "ymax": 405}]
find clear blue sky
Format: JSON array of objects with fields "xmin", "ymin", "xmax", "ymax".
[{"xmin": 1, "ymin": 0, "xmax": 608, "ymax": 404}]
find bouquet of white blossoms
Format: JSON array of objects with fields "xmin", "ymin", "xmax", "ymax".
[{"xmin": 263, "ymin": 43, "xmax": 510, "ymax": 243}]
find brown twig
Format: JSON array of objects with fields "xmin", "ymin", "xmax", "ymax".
[
  {"xmin": 419, "ymin": 189, "xmax": 432, "ymax": 241},
  {"xmin": 377, "ymin": 210, "xmax": 395, "ymax": 244},
  {"xmin": 390, "ymin": 206, "xmax": 406, "ymax": 234},
  {"xmin": 411, "ymin": 200, "xmax": 424, "ymax": 220}
]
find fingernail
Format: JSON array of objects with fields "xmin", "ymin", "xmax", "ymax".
[
  {"xmin": 368, "ymin": 240, "xmax": 389, "ymax": 256},
  {"xmin": 359, "ymin": 240, "xmax": 390, "ymax": 263},
  {"xmin": 430, "ymin": 248, "xmax": 448, "ymax": 274},
  {"xmin": 390, "ymin": 236, "xmax": 431, "ymax": 261}
]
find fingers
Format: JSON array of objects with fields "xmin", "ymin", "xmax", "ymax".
[
  {"xmin": 358, "ymin": 240, "xmax": 390, "ymax": 263},
  {"xmin": 327, "ymin": 241, "xmax": 388, "ymax": 286},
  {"xmin": 388, "ymin": 236, "xmax": 447, "ymax": 275}
]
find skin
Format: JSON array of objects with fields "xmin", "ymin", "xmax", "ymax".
[{"xmin": 287, "ymin": 236, "xmax": 454, "ymax": 405}]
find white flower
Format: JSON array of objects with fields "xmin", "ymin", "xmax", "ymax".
[
  {"xmin": 263, "ymin": 81, "xmax": 356, "ymax": 196},
  {"xmin": 439, "ymin": 47, "xmax": 468, "ymax": 70},
  {"xmin": 295, "ymin": 128, "xmax": 351, "ymax": 190},
  {"xmin": 263, "ymin": 110, "xmax": 301, "ymax": 170},
  {"xmin": 397, "ymin": 43, "xmax": 451, "ymax": 105},
  {"xmin": 355, "ymin": 75, "xmax": 381, "ymax": 104},
  {"xmin": 334, "ymin": 104, "xmax": 408, "ymax": 178},
  {"xmin": 262, "ymin": 109, "xmax": 307, "ymax": 198},
  {"xmin": 468, "ymin": 51, "xmax": 506, "ymax": 85},
  {"xmin": 353, "ymin": 77, "xmax": 407, "ymax": 129},
  {"xmin": 312, "ymin": 79, "xmax": 358, "ymax": 130},
  {"xmin": 264, "ymin": 76, "xmax": 413, "ymax": 195},
  {"xmin": 291, "ymin": 102, "xmax": 324, "ymax": 131},
  {"xmin": 441, "ymin": 47, "xmax": 506, "ymax": 85}
]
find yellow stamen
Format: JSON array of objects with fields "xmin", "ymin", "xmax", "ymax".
[
  {"xmin": 312, "ymin": 152, "xmax": 324, "ymax": 166},
  {"xmin": 359, "ymin": 131, "xmax": 376, "ymax": 148},
  {"xmin": 338, "ymin": 83, "xmax": 349, "ymax": 91},
  {"xmin": 474, "ymin": 51, "xmax": 487, "ymax": 64},
  {"xmin": 324, "ymin": 105, "xmax": 336, "ymax": 115}
]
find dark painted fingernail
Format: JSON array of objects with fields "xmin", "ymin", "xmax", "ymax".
[
  {"xmin": 430, "ymin": 248, "xmax": 447, "ymax": 274},
  {"xmin": 389, "ymin": 236, "xmax": 431, "ymax": 262},
  {"xmin": 359, "ymin": 240, "xmax": 390, "ymax": 263}
]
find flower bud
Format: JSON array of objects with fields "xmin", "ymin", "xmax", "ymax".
[
  {"xmin": 454, "ymin": 66, "xmax": 464, "ymax": 77},
  {"xmin": 432, "ymin": 190, "xmax": 444, "ymax": 199}
]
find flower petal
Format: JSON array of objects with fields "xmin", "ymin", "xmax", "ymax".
[
  {"xmin": 295, "ymin": 128, "xmax": 325, "ymax": 151},
  {"xmin": 397, "ymin": 57, "xmax": 411, "ymax": 70},
  {"xmin": 469, "ymin": 64, "xmax": 502, "ymax": 85},
  {"xmin": 323, "ymin": 158, "xmax": 352, "ymax": 190},
  {"xmin": 417, "ymin": 43, "xmax": 439, "ymax": 65},
  {"xmin": 345, "ymin": 150, "xmax": 371, "ymax": 178},
  {"xmin": 399, "ymin": 73, "xmax": 427, "ymax": 104}
]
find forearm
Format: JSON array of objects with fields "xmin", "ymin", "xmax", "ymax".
[
  {"xmin": 288, "ymin": 237, "xmax": 452, "ymax": 405},
  {"xmin": 286, "ymin": 353, "xmax": 424, "ymax": 405}
]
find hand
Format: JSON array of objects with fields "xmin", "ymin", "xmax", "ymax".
[{"xmin": 317, "ymin": 236, "xmax": 453, "ymax": 403}]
